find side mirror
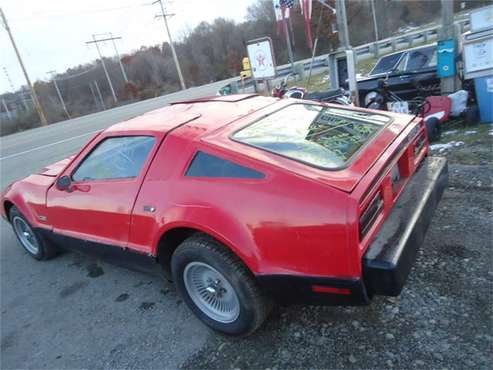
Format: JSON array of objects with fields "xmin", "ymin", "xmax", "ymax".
[{"xmin": 56, "ymin": 175, "xmax": 71, "ymax": 191}]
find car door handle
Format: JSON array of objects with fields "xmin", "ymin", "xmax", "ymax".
[
  {"xmin": 143, "ymin": 205, "xmax": 156, "ymax": 213},
  {"xmin": 68, "ymin": 184, "xmax": 91, "ymax": 193}
]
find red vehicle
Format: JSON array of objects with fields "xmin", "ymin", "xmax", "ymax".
[{"xmin": 1, "ymin": 94, "xmax": 447, "ymax": 336}]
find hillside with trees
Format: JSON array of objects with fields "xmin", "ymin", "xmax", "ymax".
[{"xmin": 1, "ymin": 0, "xmax": 489, "ymax": 135}]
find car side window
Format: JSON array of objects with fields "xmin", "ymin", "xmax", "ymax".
[
  {"xmin": 185, "ymin": 151, "xmax": 265, "ymax": 179},
  {"xmin": 72, "ymin": 136, "xmax": 156, "ymax": 182},
  {"xmin": 395, "ymin": 53, "xmax": 408, "ymax": 72},
  {"xmin": 406, "ymin": 48, "xmax": 436, "ymax": 71}
]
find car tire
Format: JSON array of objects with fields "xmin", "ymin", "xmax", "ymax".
[
  {"xmin": 171, "ymin": 233, "xmax": 272, "ymax": 336},
  {"xmin": 425, "ymin": 117, "xmax": 441, "ymax": 143},
  {"xmin": 9, "ymin": 206, "xmax": 58, "ymax": 260},
  {"xmin": 364, "ymin": 91, "xmax": 384, "ymax": 110}
]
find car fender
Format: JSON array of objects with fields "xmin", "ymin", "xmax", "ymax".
[
  {"xmin": 2, "ymin": 176, "xmax": 54, "ymax": 231},
  {"xmin": 153, "ymin": 207, "xmax": 262, "ymax": 274}
]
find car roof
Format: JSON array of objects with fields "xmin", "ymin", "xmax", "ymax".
[
  {"xmin": 104, "ymin": 94, "xmax": 276, "ymax": 136},
  {"xmin": 379, "ymin": 43, "xmax": 437, "ymax": 59}
]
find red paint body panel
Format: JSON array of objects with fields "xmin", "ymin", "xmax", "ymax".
[{"xmin": 2, "ymin": 95, "xmax": 427, "ymax": 283}]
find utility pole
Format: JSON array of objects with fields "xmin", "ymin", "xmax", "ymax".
[
  {"xmin": 370, "ymin": 0, "xmax": 379, "ymax": 41},
  {"xmin": 86, "ymin": 35, "xmax": 118, "ymax": 104},
  {"xmin": 335, "ymin": 0, "xmax": 359, "ymax": 106},
  {"xmin": 108, "ymin": 32, "xmax": 129, "ymax": 83},
  {"xmin": 282, "ymin": 10, "xmax": 295, "ymax": 73},
  {"xmin": 2, "ymin": 99, "xmax": 12, "ymax": 121},
  {"xmin": 47, "ymin": 71, "xmax": 71, "ymax": 119},
  {"xmin": 335, "ymin": 0, "xmax": 350, "ymax": 49},
  {"xmin": 93, "ymin": 33, "xmax": 129, "ymax": 83},
  {"xmin": 154, "ymin": 0, "xmax": 186, "ymax": 90},
  {"xmin": 439, "ymin": 0, "xmax": 457, "ymax": 94},
  {"xmin": 1, "ymin": 7, "xmax": 48, "ymax": 125},
  {"xmin": 93, "ymin": 81, "xmax": 106, "ymax": 110},
  {"xmin": 88, "ymin": 83, "xmax": 100, "ymax": 110}
]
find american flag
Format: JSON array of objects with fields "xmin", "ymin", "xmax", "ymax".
[
  {"xmin": 273, "ymin": 0, "xmax": 290, "ymax": 21},
  {"xmin": 280, "ymin": 0, "xmax": 295, "ymax": 8}
]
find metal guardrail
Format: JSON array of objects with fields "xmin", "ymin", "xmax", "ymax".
[{"xmin": 273, "ymin": 17, "xmax": 470, "ymax": 78}]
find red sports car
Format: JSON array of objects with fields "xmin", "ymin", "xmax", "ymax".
[{"xmin": 1, "ymin": 94, "xmax": 448, "ymax": 335}]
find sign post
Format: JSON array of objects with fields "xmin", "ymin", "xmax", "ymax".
[{"xmin": 247, "ymin": 37, "xmax": 277, "ymax": 94}]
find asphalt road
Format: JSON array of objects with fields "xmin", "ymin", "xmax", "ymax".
[{"xmin": 0, "ymin": 81, "xmax": 246, "ymax": 369}]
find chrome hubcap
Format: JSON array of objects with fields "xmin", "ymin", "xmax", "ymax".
[
  {"xmin": 183, "ymin": 262, "xmax": 240, "ymax": 323},
  {"xmin": 12, "ymin": 216, "xmax": 39, "ymax": 255}
]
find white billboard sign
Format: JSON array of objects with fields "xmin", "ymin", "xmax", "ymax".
[
  {"xmin": 470, "ymin": 5, "xmax": 493, "ymax": 33},
  {"xmin": 464, "ymin": 38, "xmax": 493, "ymax": 74},
  {"xmin": 247, "ymin": 37, "xmax": 276, "ymax": 80}
]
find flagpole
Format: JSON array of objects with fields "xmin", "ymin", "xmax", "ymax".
[{"xmin": 281, "ymin": 8, "xmax": 295, "ymax": 73}]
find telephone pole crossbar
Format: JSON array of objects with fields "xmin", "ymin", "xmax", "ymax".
[{"xmin": 86, "ymin": 35, "xmax": 119, "ymax": 104}]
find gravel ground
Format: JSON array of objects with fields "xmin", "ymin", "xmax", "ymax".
[{"xmin": 183, "ymin": 161, "xmax": 493, "ymax": 370}]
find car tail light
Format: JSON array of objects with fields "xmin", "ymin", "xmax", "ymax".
[
  {"xmin": 414, "ymin": 131, "xmax": 426, "ymax": 157},
  {"xmin": 359, "ymin": 191, "xmax": 384, "ymax": 240}
]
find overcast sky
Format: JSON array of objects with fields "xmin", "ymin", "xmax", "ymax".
[{"xmin": 1, "ymin": 0, "xmax": 257, "ymax": 93}]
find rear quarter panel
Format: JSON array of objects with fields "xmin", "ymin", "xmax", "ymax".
[{"xmin": 130, "ymin": 129, "xmax": 354, "ymax": 278}]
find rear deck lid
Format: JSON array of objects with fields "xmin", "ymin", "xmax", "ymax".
[{"xmin": 205, "ymin": 100, "xmax": 415, "ymax": 192}]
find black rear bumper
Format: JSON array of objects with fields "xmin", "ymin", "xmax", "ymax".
[{"xmin": 363, "ymin": 156, "xmax": 448, "ymax": 296}]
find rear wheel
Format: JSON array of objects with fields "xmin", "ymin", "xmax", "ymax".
[
  {"xmin": 171, "ymin": 234, "xmax": 272, "ymax": 336},
  {"xmin": 425, "ymin": 117, "xmax": 442, "ymax": 143},
  {"xmin": 9, "ymin": 206, "xmax": 57, "ymax": 260}
]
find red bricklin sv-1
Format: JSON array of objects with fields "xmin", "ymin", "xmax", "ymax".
[{"xmin": 1, "ymin": 94, "xmax": 447, "ymax": 335}]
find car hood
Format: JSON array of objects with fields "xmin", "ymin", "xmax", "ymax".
[
  {"xmin": 37, "ymin": 156, "xmax": 74, "ymax": 177},
  {"xmin": 357, "ymin": 74, "xmax": 383, "ymax": 82}
]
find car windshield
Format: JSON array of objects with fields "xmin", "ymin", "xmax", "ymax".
[
  {"xmin": 232, "ymin": 104, "xmax": 390, "ymax": 170},
  {"xmin": 369, "ymin": 52, "xmax": 403, "ymax": 75},
  {"xmin": 406, "ymin": 47, "xmax": 436, "ymax": 71}
]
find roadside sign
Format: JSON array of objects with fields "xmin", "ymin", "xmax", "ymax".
[
  {"xmin": 247, "ymin": 37, "xmax": 276, "ymax": 80},
  {"xmin": 463, "ymin": 36, "xmax": 493, "ymax": 78},
  {"xmin": 470, "ymin": 5, "xmax": 493, "ymax": 33}
]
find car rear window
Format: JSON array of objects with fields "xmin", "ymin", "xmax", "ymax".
[{"xmin": 232, "ymin": 104, "xmax": 390, "ymax": 170}]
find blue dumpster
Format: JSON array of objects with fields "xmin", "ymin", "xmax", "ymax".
[{"xmin": 474, "ymin": 75, "xmax": 493, "ymax": 123}]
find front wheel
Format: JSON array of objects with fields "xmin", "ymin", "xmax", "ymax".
[
  {"xmin": 171, "ymin": 234, "xmax": 272, "ymax": 336},
  {"xmin": 9, "ymin": 206, "xmax": 58, "ymax": 260}
]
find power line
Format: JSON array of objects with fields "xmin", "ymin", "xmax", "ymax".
[
  {"xmin": 10, "ymin": 4, "xmax": 141, "ymax": 22},
  {"xmin": 54, "ymin": 65, "xmax": 100, "ymax": 81},
  {"xmin": 2, "ymin": 67, "xmax": 15, "ymax": 92}
]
